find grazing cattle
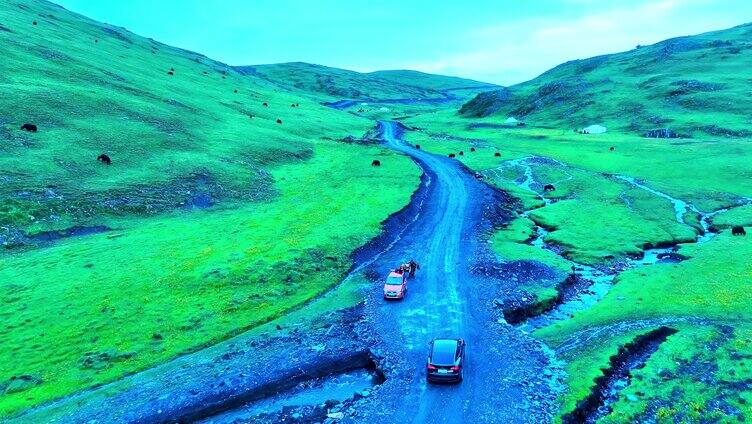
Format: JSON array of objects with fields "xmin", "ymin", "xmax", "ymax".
[
  {"xmin": 732, "ymin": 225, "xmax": 746, "ymax": 236},
  {"xmin": 249, "ymin": 114, "xmax": 253, "ymax": 119},
  {"xmin": 167, "ymin": 71, "xmax": 174, "ymax": 75},
  {"xmin": 291, "ymin": 103, "xmax": 296, "ymax": 107},
  {"xmin": 203, "ymin": 71, "xmax": 208, "ymax": 75},
  {"xmin": 20, "ymin": 123, "xmax": 37, "ymax": 132},
  {"xmin": 517, "ymin": 122, "xmax": 526, "ymax": 127},
  {"xmin": 234, "ymin": 89, "xmax": 238, "ymax": 93},
  {"xmin": 494, "ymin": 152, "xmax": 501, "ymax": 157},
  {"xmin": 97, "ymin": 154, "xmax": 112, "ymax": 165},
  {"xmin": 276, "ymin": 119, "xmax": 282, "ymax": 124},
  {"xmin": 459, "ymin": 151, "xmax": 464, "ymax": 156},
  {"xmin": 33, "ymin": 21, "xmax": 37, "ymax": 25},
  {"xmin": 95, "ymin": 39, "xmax": 98, "ymax": 43},
  {"xmin": 610, "ymin": 146, "xmax": 615, "ymax": 151},
  {"xmin": 543, "ymin": 184, "xmax": 556, "ymax": 192},
  {"xmin": 263, "ymin": 102, "xmax": 268, "ymax": 107},
  {"xmin": 470, "ymin": 147, "xmax": 476, "ymax": 152},
  {"xmin": 415, "ymin": 144, "xmax": 421, "ymax": 149},
  {"xmin": 448, "ymin": 153, "xmax": 456, "ymax": 158},
  {"xmin": 358, "ymin": 109, "xmax": 365, "ymax": 112},
  {"xmin": 372, "ymin": 160, "xmax": 381, "ymax": 167}
]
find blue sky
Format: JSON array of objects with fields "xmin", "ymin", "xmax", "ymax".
[{"xmin": 55, "ymin": 0, "xmax": 751, "ymax": 85}]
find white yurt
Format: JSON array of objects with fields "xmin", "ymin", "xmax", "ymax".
[{"xmin": 583, "ymin": 124, "xmax": 607, "ymax": 134}]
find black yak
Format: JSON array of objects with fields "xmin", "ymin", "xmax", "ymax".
[
  {"xmin": 20, "ymin": 123, "xmax": 37, "ymax": 132},
  {"xmin": 97, "ymin": 154, "xmax": 112, "ymax": 165}
]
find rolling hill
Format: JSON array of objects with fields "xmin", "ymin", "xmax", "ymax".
[
  {"xmin": 459, "ymin": 23, "xmax": 752, "ymax": 138},
  {"xmin": 240, "ymin": 62, "xmax": 497, "ymax": 101}
]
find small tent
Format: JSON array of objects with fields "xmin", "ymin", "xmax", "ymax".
[
  {"xmin": 504, "ymin": 117, "xmax": 520, "ymax": 125},
  {"xmin": 582, "ymin": 124, "xmax": 607, "ymax": 134}
]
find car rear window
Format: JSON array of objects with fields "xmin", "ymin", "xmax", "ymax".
[
  {"xmin": 386, "ymin": 276, "xmax": 403, "ymax": 285},
  {"xmin": 431, "ymin": 340, "xmax": 458, "ymax": 365}
]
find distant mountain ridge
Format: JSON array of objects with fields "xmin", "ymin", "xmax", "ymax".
[{"xmin": 236, "ymin": 62, "xmax": 498, "ymax": 101}]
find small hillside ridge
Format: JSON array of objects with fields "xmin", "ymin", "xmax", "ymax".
[{"xmin": 459, "ymin": 22, "xmax": 752, "ymax": 138}]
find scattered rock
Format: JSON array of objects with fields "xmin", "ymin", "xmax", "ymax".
[
  {"xmin": 79, "ymin": 350, "xmax": 136, "ymax": 370},
  {"xmin": 644, "ymin": 128, "xmax": 686, "ymax": 139},
  {"xmin": 3, "ymin": 375, "xmax": 43, "ymax": 394}
]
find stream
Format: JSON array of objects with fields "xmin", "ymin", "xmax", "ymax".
[{"xmin": 488, "ymin": 157, "xmax": 746, "ymax": 332}]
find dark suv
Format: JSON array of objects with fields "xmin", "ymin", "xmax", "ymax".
[{"xmin": 426, "ymin": 338, "xmax": 465, "ymax": 383}]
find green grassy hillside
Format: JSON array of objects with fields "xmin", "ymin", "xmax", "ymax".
[
  {"xmin": 0, "ymin": 0, "xmax": 421, "ymax": 416},
  {"xmin": 459, "ymin": 23, "xmax": 752, "ymax": 138},
  {"xmin": 242, "ymin": 62, "xmax": 496, "ymax": 101}
]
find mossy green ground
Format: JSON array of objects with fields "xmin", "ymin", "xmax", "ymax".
[
  {"xmin": 490, "ymin": 216, "xmax": 569, "ymax": 303},
  {"xmin": 0, "ymin": 0, "xmax": 424, "ymax": 416}
]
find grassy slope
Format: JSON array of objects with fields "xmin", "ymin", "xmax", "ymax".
[
  {"xmin": 460, "ymin": 24, "xmax": 752, "ymax": 138},
  {"xmin": 402, "ymin": 23, "xmax": 752, "ymax": 422},
  {"xmin": 240, "ymin": 62, "xmax": 494, "ymax": 101},
  {"xmin": 0, "ymin": 0, "xmax": 422, "ymax": 416}
]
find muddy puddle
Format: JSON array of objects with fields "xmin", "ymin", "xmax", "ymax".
[{"xmin": 198, "ymin": 369, "xmax": 382, "ymax": 423}]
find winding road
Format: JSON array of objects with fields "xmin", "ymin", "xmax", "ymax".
[
  {"xmin": 349, "ymin": 122, "xmax": 558, "ymax": 423},
  {"xmin": 11, "ymin": 122, "xmax": 558, "ymax": 424}
]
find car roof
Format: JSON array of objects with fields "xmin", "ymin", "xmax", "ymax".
[
  {"xmin": 388, "ymin": 272, "xmax": 403, "ymax": 278},
  {"xmin": 430, "ymin": 339, "xmax": 459, "ymax": 364},
  {"xmin": 433, "ymin": 339, "xmax": 459, "ymax": 348}
]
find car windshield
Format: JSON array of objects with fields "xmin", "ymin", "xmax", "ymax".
[
  {"xmin": 385, "ymin": 276, "xmax": 403, "ymax": 285},
  {"xmin": 431, "ymin": 340, "xmax": 458, "ymax": 365}
]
